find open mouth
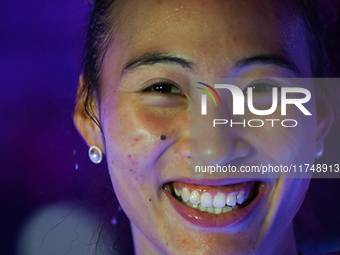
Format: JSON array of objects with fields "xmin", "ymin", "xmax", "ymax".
[
  {"xmin": 171, "ymin": 181, "xmax": 259, "ymax": 214},
  {"xmin": 163, "ymin": 181, "xmax": 266, "ymax": 227}
]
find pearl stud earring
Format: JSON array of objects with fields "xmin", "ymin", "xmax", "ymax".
[
  {"xmin": 315, "ymin": 141, "xmax": 324, "ymax": 159},
  {"xmin": 88, "ymin": 145, "xmax": 103, "ymax": 164}
]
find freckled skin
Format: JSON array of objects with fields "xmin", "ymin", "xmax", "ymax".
[{"xmin": 90, "ymin": 0, "xmax": 330, "ymax": 254}]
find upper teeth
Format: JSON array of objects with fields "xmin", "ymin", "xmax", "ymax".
[{"xmin": 174, "ymin": 187, "xmax": 249, "ymax": 208}]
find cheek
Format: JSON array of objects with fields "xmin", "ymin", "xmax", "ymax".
[
  {"xmin": 261, "ymin": 177, "xmax": 310, "ymax": 247},
  {"xmin": 99, "ymin": 93, "xmax": 186, "ymax": 186},
  {"xmin": 99, "ymin": 94, "xmax": 188, "ymax": 230},
  {"xmin": 102, "ymin": 105, "xmax": 157, "ymax": 171},
  {"xmin": 103, "ymin": 104, "xmax": 179, "ymax": 161},
  {"xmin": 243, "ymin": 96, "xmax": 317, "ymax": 165}
]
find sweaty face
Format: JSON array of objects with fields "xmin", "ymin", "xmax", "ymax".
[{"xmin": 98, "ymin": 0, "xmax": 317, "ymax": 254}]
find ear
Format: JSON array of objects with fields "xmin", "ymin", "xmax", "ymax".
[
  {"xmin": 316, "ymin": 94, "xmax": 334, "ymax": 143},
  {"xmin": 73, "ymin": 74, "xmax": 105, "ymax": 153}
]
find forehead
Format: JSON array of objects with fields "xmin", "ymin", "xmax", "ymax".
[{"xmin": 106, "ymin": 0, "xmax": 310, "ymax": 76}]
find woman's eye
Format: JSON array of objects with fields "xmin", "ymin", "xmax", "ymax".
[
  {"xmin": 244, "ymin": 83, "xmax": 281, "ymax": 94},
  {"xmin": 143, "ymin": 82, "xmax": 182, "ymax": 94}
]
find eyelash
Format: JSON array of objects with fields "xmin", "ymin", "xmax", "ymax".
[
  {"xmin": 243, "ymin": 83, "xmax": 281, "ymax": 94},
  {"xmin": 142, "ymin": 82, "xmax": 280, "ymax": 96},
  {"xmin": 142, "ymin": 82, "xmax": 183, "ymax": 95}
]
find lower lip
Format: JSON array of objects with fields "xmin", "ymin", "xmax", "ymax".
[{"xmin": 163, "ymin": 182, "xmax": 267, "ymax": 228}]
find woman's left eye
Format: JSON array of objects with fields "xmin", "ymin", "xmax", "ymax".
[
  {"xmin": 244, "ymin": 83, "xmax": 281, "ymax": 94},
  {"xmin": 143, "ymin": 82, "xmax": 182, "ymax": 94}
]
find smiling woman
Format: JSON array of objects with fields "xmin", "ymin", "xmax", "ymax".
[{"xmin": 74, "ymin": 0, "xmax": 339, "ymax": 254}]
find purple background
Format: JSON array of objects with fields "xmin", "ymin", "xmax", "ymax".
[
  {"xmin": 1, "ymin": 1, "xmax": 340, "ymax": 254},
  {"xmin": 0, "ymin": 1, "xmax": 96, "ymax": 254}
]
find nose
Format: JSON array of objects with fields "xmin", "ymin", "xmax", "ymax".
[{"xmin": 190, "ymin": 87, "xmax": 251, "ymax": 167}]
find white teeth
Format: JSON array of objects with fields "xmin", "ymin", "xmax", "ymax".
[
  {"xmin": 178, "ymin": 189, "xmax": 243, "ymax": 214},
  {"xmin": 198, "ymin": 204, "xmax": 207, "ymax": 212},
  {"xmin": 226, "ymin": 193, "xmax": 237, "ymax": 206},
  {"xmin": 174, "ymin": 187, "xmax": 181, "ymax": 197},
  {"xmin": 236, "ymin": 190, "xmax": 245, "ymax": 204},
  {"xmin": 182, "ymin": 188, "xmax": 190, "ymax": 202},
  {"xmin": 213, "ymin": 193, "xmax": 226, "ymax": 208},
  {"xmin": 200, "ymin": 192, "xmax": 213, "ymax": 207},
  {"xmin": 177, "ymin": 185, "xmax": 250, "ymax": 213},
  {"xmin": 190, "ymin": 190, "xmax": 200, "ymax": 204},
  {"xmin": 222, "ymin": 206, "xmax": 232, "ymax": 213}
]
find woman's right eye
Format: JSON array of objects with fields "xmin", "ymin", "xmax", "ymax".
[{"xmin": 142, "ymin": 82, "xmax": 182, "ymax": 94}]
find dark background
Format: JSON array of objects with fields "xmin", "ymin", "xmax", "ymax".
[
  {"xmin": 0, "ymin": 1, "xmax": 100, "ymax": 254},
  {"xmin": 1, "ymin": 1, "xmax": 340, "ymax": 254}
]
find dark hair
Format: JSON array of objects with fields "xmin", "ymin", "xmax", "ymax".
[
  {"xmin": 290, "ymin": 0, "xmax": 339, "ymax": 116},
  {"xmin": 79, "ymin": 0, "xmax": 339, "ymax": 253},
  {"xmin": 81, "ymin": 0, "xmax": 117, "ymax": 129},
  {"xmin": 294, "ymin": 0, "xmax": 332, "ymax": 77},
  {"xmin": 80, "ymin": 1, "xmax": 135, "ymax": 253}
]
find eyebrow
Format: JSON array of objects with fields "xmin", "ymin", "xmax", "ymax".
[
  {"xmin": 122, "ymin": 52, "xmax": 301, "ymax": 76},
  {"xmin": 122, "ymin": 52, "xmax": 194, "ymax": 74},
  {"xmin": 235, "ymin": 54, "xmax": 301, "ymax": 76}
]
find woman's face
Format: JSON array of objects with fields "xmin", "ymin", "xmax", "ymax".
[{"xmin": 80, "ymin": 0, "xmax": 331, "ymax": 254}]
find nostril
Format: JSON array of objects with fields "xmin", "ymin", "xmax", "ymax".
[{"xmin": 234, "ymin": 140, "xmax": 252, "ymax": 158}]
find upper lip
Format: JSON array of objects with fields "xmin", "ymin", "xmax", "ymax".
[{"xmin": 162, "ymin": 178, "xmax": 265, "ymax": 186}]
